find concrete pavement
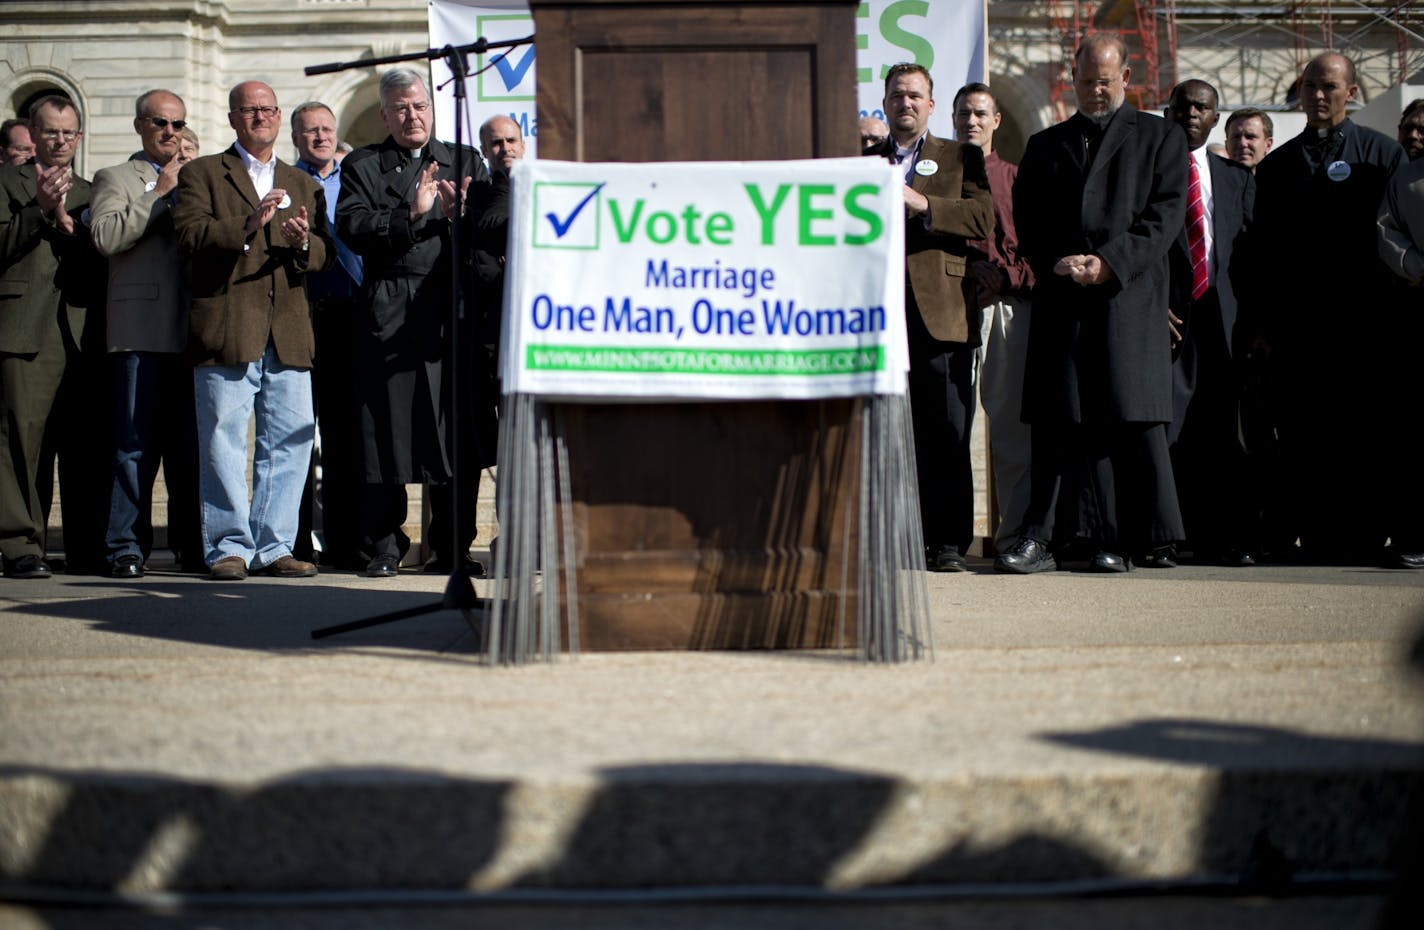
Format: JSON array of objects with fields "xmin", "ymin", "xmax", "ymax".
[{"xmin": 2, "ymin": 556, "xmax": 1423, "ymax": 926}]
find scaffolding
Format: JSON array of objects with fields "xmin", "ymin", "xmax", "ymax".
[
  {"xmin": 1044, "ymin": 0, "xmax": 1179, "ymax": 121},
  {"xmin": 1039, "ymin": 0, "xmax": 1421, "ymax": 120}
]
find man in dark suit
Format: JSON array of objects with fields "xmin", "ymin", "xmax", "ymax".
[
  {"xmin": 1377, "ymin": 136, "xmax": 1424, "ymax": 569},
  {"xmin": 469, "ymin": 115, "xmax": 523, "ymax": 480},
  {"xmin": 2, "ymin": 119, "xmax": 35, "ymax": 167},
  {"xmin": 1162, "ymin": 79, "xmax": 1256, "ymax": 567},
  {"xmin": 290, "ymin": 100, "xmax": 364, "ymax": 571},
  {"xmin": 996, "ymin": 34, "xmax": 1187, "ymax": 574},
  {"xmin": 871, "ymin": 63, "xmax": 993, "ymax": 572},
  {"xmin": 172, "ymin": 80, "xmax": 333, "ymax": 581},
  {"xmin": 337, "ymin": 68, "xmax": 490, "ymax": 578},
  {"xmin": 89, "ymin": 89, "xmax": 203, "ymax": 578},
  {"xmin": 0, "ymin": 96, "xmax": 97, "ymax": 580},
  {"xmin": 1248, "ymin": 52, "xmax": 1404, "ymax": 565}
]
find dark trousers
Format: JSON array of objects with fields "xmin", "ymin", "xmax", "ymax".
[
  {"xmin": 0, "ymin": 331, "xmax": 66, "ymax": 561},
  {"xmin": 907, "ymin": 308, "xmax": 977, "ymax": 555},
  {"xmin": 105, "ymin": 351, "xmax": 201, "ymax": 565},
  {"xmin": 361, "ymin": 479, "xmax": 476, "ymax": 562},
  {"xmin": 304, "ymin": 297, "xmax": 364, "ymax": 566},
  {"xmin": 1020, "ymin": 420, "xmax": 1183, "ymax": 557}
]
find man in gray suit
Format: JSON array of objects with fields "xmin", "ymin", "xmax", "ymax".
[
  {"xmin": 173, "ymin": 81, "xmax": 332, "ymax": 581},
  {"xmin": 0, "ymin": 96, "xmax": 96, "ymax": 579},
  {"xmin": 89, "ymin": 89, "xmax": 203, "ymax": 578}
]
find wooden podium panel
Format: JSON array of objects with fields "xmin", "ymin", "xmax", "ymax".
[
  {"xmin": 528, "ymin": 0, "xmax": 864, "ymax": 650},
  {"xmin": 530, "ymin": 0, "xmax": 858, "ymax": 163},
  {"xmin": 560, "ymin": 400, "xmax": 862, "ymax": 651}
]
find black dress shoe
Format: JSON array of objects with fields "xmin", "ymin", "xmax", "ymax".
[
  {"xmin": 994, "ymin": 538, "xmax": 1057, "ymax": 574},
  {"xmin": 1089, "ymin": 551, "xmax": 1130, "ymax": 573},
  {"xmin": 1389, "ymin": 550, "xmax": 1424, "ymax": 570},
  {"xmin": 365, "ymin": 554, "xmax": 400, "ymax": 578},
  {"xmin": 927, "ymin": 544, "xmax": 969, "ymax": 573},
  {"xmin": 110, "ymin": 555, "xmax": 144, "ymax": 579},
  {"xmin": 1223, "ymin": 549, "xmax": 1257, "ymax": 567},
  {"xmin": 1137, "ymin": 546, "xmax": 1177, "ymax": 569},
  {"xmin": 4, "ymin": 554, "xmax": 52, "ymax": 579},
  {"xmin": 423, "ymin": 555, "xmax": 486, "ymax": 577}
]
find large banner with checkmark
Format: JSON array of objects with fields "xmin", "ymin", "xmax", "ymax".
[
  {"xmin": 428, "ymin": 0, "xmax": 986, "ymax": 164},
  {"xmin": 501, "ymin": 158, "xmax": 907, "ymax": 401},
  {"xmin": 428, "ymin": 0, "xmax": 539, "ymax": 161}
]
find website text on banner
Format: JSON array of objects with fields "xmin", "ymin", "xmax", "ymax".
[{"xmin": 502, "ymin": 158, "xmax": 908, "ymax": 402}]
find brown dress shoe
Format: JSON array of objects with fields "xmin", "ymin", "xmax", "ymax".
[
  {"xmin": 260, "ymin": 555, "xmax": 318, "ymax": 578},
  {"xmin": 208, "ymin": 556, "xmax": 248, "ymax": 581}
]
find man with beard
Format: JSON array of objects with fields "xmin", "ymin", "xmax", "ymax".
[
  {"xmin": 1398, "ymin": 99, "xmax": 1424, "ymax": 162},
  {"xmin": 995, "ymin": 34, "xmax": 1186, "ymax": 574},
  {"xmin": 336, "ymin": 68, "xmax": 490, "ymax": 578},
  {"xmin": 868, "ymin": 63, "xmax": 993, "ymax": 573}
]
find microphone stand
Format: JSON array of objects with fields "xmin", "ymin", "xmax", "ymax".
[{"xmin": 306, "ymin": 37, "xmax": 530, "ymax": 646}]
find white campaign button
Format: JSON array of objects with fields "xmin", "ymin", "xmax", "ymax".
[
  {"xmin": 1326, "ymin": 160, "xmax": 1351, "ymax": 182},
  {"xmin": 277, "ymin": 192, "xmax": 292, "ymax": 209},
  {"xmin": 915, "ymin": 159, "xmax": 939, "ymax": 177},
  {"xmin": 144, "ymin": 180, "xmax": 158, "ymax": 192}
]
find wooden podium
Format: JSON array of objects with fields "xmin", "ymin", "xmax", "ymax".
[{"xmin": 527, "ymin": 0, "xmax": 864, "ymax": 651}]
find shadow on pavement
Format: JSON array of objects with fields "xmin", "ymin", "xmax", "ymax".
[{"xmin": 3, "ymin": 579, "xmax": 479, "ymax": 654}]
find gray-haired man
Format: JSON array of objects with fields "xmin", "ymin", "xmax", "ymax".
[{"xmin": 336, "ymin": 68, "xmax": 490, "ymax": 577}]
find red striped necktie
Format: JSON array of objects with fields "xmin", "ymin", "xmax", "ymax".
[{"xmin": 1186, "ymin": 157, "xmax": 1209, "ymax": 300}]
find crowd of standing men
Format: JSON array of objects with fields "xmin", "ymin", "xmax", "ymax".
[
  {"xmin": 4, "ymin": 40, "xmax": 1423, "ymax": 582},
  {"xmin": 1, "ymin": 69, "xmax": 520, "ymax": 581},
  {"xmin": 874, "ymin": 38, "xmax": 1424, "ymax": 574}
]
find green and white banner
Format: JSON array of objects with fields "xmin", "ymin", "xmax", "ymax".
[
  {"xmin": 503, "ymin": 158, "xmax": 908, "ymax": 401},
  {"xmin": 428, "ymin": 1, "xmax": 987, "ymax": 165}
]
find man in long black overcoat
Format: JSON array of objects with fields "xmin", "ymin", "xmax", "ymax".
[
  {"xmin": 996, "ymin": 34, "xmax": 1187, "ymax": 574},
  {"xmin": 336, "ymin": 67, "xmax": 489, "ymax": 577}
]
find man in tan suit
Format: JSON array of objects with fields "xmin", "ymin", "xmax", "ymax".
[
  {"xmin": 870, "ymin": 63, "xmax": 994, "ymax": 571},
  {"xmin": 90, "ymin": 89, "xmax": 204, "ymax": 578},
  {"xmin": 172, "ymin": 81, "xmax": 332, "ymax": 581},
  {"xmin": 0, "ymin": 96, "xmax": 97, "ymax": 579}
]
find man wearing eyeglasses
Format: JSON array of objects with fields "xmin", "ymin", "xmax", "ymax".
[
  {"xmin": 88, "ymin": 89, "xmax": 203, "ymax": 579},
  {"xmin": 172, "ymin": 81, "xmax": 333, "ymax": 581},
  {"xmin": 0, "ymin": 96, "xmax": 99, "ymax": 579},
  {"xmin": 337, "ymin": 68, "xmax": 490, "ymax": 579}
]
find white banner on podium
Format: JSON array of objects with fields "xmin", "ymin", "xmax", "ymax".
[{"xmin": 502, "ymin": 158, "xmax": 908, "ymax": 402}]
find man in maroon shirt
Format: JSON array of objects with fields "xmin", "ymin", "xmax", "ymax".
[{"xmin": 952, "ymin": 82, "xmax": 1035, "ymax": 553}]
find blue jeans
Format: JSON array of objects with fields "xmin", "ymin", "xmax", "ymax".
[
  {"xmin": 106, "ymin": 351, "xmax": 200, "ymax": 562},
  {"xmin": 193, "ymin": 340, "xmax": 314, "ymax": 569}
]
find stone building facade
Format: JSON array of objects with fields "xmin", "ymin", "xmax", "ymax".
[
  {"xmin": 3, "ymin": 1, "xmax": 1414, "ymax": 172},
  {"xmin": 1, "ymin": 0, "xmax": 432, "ymax": 173}
]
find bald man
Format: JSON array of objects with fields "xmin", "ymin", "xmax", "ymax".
[
  {"xmin": 173, "ymin": 81, "xmax": 333, "ymax": 580},
  {"xmin": 1247, "ymin": 52, "xmax": 1405, "ymax": 565}
]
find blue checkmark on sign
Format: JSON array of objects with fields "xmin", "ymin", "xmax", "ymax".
[
  {"xmin": 492, "ymin": 47, "xmax": 536, "ymax": 92},
  {"xmin": 545, "ymin": 182, "xmax": 605, "ymax": 238}
]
